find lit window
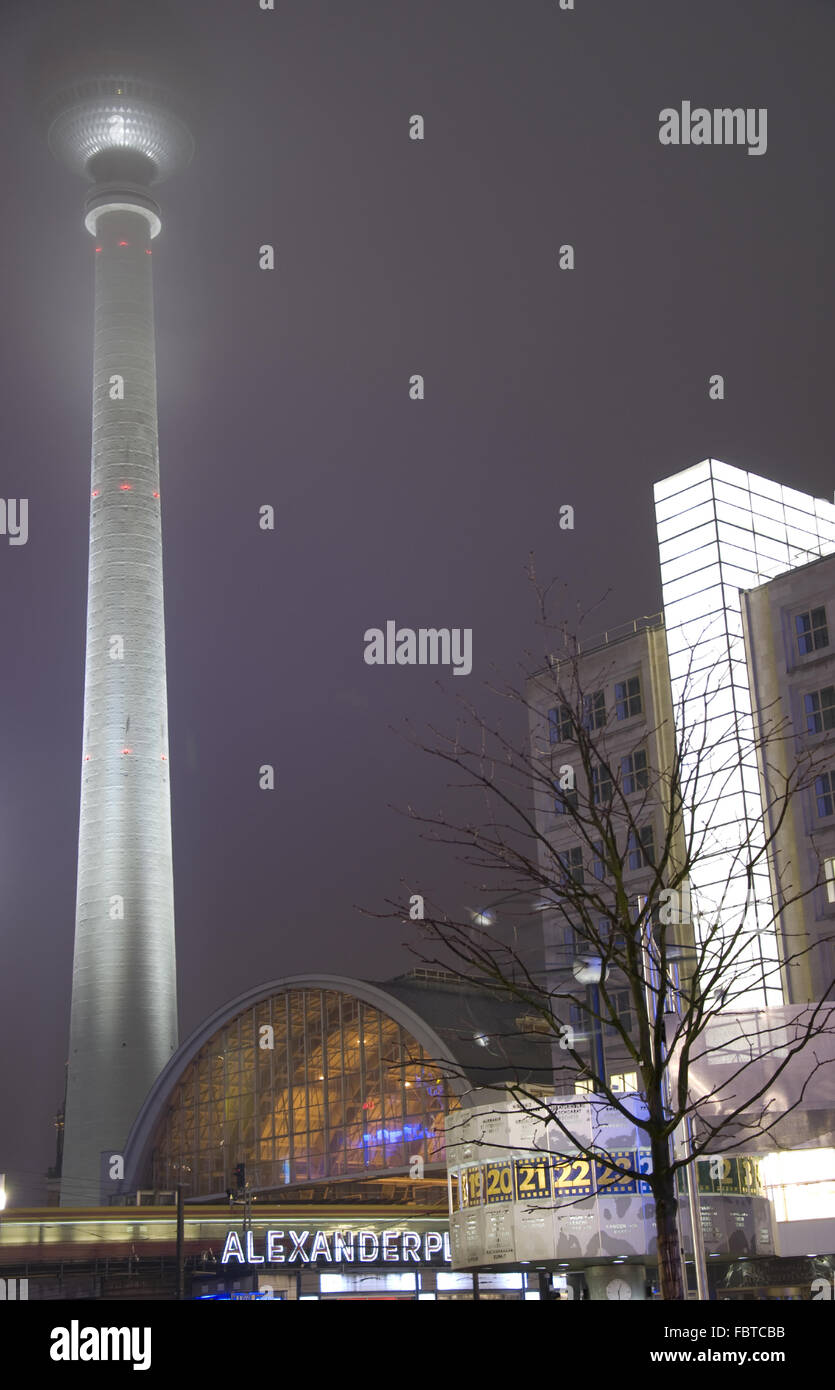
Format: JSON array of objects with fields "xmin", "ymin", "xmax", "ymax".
[
  {"xmin": 621, "ymin": 748, "xmax": 648, "ymax": 794},
  {"xmin": 574, "ymin": 1078, "xmax": 594, "ymax": 1095},
  {"xmin": 815, "ymin": 773, "xmax": 835, "ymax": 819},
  {"xmin": 804, "ymin": 687, "xmax": 835, "ymax": 734},
  {"xmin": 628, "ymin": 825, "xmax": 655, "ymax": 870},
  {"xmin": 609, "ymin": 1071, "xmax": 638, "ymax": 1093},
  {"xmin": 557, "ymin": 846, "xmax": 584, "ymax": 886},
  {"xmin": 615, "ymin": 676, "xmax": 642, "ymax": 721},
  {"xmin": 796, "ymin": 607, "xmax": 829, "ymax": 656},
  {"xmin": 582, "ymin": 690, "xmax": 606, "ymax": 730},
  {"xmin": 548, "ymin": 705, "xmax": 573, "ymax": 743},
  {"xmin": 592, "ymin": 762, "xmax": 613, "ymax": 804},
  {"xmin": 825, "ymin": 857, "xmax": 835, "ymax": 904}
]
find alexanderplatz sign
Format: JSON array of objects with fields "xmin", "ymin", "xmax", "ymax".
[{"xmin": 221, "ymin": 1227, "xmax": 451, "ymax": 1267}]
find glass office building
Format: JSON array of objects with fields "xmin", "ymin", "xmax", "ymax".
[{"xmin": 654, "ymin": 459, "xmax": 835, "ymax": 1005}]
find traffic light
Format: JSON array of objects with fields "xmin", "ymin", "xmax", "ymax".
[{"xmin": 233, "ymin": 1162, "xmax": 246, "ymax": 1192}]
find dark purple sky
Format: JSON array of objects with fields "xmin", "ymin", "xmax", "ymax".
[{"xmin": 1, "ymin": 0, "xmax": 834, "ymax": 1203}]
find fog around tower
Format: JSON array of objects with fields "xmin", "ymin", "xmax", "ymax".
[{"xmin": 26, "ymin": 0, "xmax": 202, "ymax": 131}]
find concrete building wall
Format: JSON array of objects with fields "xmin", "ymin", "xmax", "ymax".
[
  {"xmin": 742, "ymin": 554, "xmax": 835, "ymax": 1003},
  {"xmin": 526, "ymin": 617, "xmax": 685, "ymax": 1082}
]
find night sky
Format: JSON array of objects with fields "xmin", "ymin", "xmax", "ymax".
[{"xmin": 1, "ymin": 0, "xmax": 834, "ymax": 1203}]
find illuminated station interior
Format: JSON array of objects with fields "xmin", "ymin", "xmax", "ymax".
[{"xmin": 3, "ymin": 973, "xmax": 558, "ymax": 1300}]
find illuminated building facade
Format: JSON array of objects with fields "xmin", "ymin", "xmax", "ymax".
[
  {"xmin": 123, "ymin": 976, "xmax": 456, "ymax": 1202},
  {"xmin": 4, "ymin": 973, "xmax": 551, "ymax": 1299},
  {"xmin": 741, "ymin": 553, "xmax": 835, "ymax": 1002},
  {"xmin": 115, "ymin": 971, "xmax": 550, "ymax": 1206},
  {"xmin": 528, "ymin": 459, "xmax": 835, "ymax": 1020},
  {"xmin": 480, "ymin": 460, "xmax": 835, "ymax": 1296},
  {"xmin": 654, "ymin": 460, "xmax": 835, "ymax": 1006}
]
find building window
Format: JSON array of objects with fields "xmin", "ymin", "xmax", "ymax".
[
  {"xmin": 554, "ymin": 782, "xmax": 578, "ymax": 815},
  {"xmin": 825, "ymin": 857, "xmax": 835, "ymax": 904},
  {"xmin": 548, "ymin": 705, "xmax": 573, "ymax": 744},
  {"xmin": 621, "ymin": 748, "xmax": 648, "ymax": 794},
  {"xmin": 602, "ymin": 989, "xmax": 627, "ymax": 1034},
  {"xmin": 628, "ymin": 825, "xmax": 655, "ymax": 870},
  {"xmin": 557, "ymin": 846, "xmax": 585, "ymax": 886},
  {"xmin": 615, "ymin": 676, "xmax": 642, "ymax": 721},
  {"xmin": 796, "ymin": 607, "xmax": 829, "ymax": 656},
  {"xmin": 591, "ymin": 841, "xmax": 606, "ymax": 881},
  {"xmin": 582, "ymin": 690, "xmax": 606, "ymax": 730},
  {"xmin": 609, "ymin": 1071, "xmax": 638, "ymax": 1093},
  {"xmin": 804, "ymin": 687, "xmax": 835, "ymax": 734},
  {"xmin": 599, "ymin": 917, "xmax": 626, "ymax": 952},
  {"xmin": 574, "ymin": 1078, "xmax": 594, "ymax": 1095},
  {"xmin": 815, "ymin": 773, "xmax": 835, "ymax": 819},
  {"xmin": 592, "ymin": 762, "xmax": 613, "ymax": 804}
]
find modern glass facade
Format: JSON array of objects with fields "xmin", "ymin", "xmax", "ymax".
[
  {"xmin": 148, "ymin": 986, "xmax": 452, "ymax": 1196},
  {"xmin": 654, "ymin": 459, "xmax": 835, "ymax": 1005}
]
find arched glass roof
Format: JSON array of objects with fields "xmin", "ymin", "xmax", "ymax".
[{"xmin": 141, "ymin": 980, "xmax": 457, "ymax": 1199}]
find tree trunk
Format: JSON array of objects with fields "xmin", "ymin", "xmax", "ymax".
[{"xmin": 653, "ymin": 1162, "xmax": 686, "ymax": 1300}]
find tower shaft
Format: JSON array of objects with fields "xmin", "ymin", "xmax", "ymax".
[{"xmin": 61, "ymin": 201, "xmax": 177, "ymax": 1205}]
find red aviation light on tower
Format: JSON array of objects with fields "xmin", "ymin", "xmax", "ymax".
[{"xmin": 119, "ymin": 483, "xmax": 132, "ymax": 491}]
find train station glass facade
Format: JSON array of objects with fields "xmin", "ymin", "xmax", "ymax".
[{"xmin": 148, "ymin": 986, "xmax": 453, "ymax": 1196}]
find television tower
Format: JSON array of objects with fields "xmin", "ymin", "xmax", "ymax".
[{"xmin": 34, "ymin": 8, "xmax": 195, "ymax": 1204}]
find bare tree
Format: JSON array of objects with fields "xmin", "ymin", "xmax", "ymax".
[{"xmin": 379, "ymin": 584, "xmax": 835, "ymax": 1300}]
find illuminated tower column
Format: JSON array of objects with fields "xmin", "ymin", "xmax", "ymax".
[
  {"xmin": 654, "ymin": 459, "xmax": 835, "ymax": 1007},
  {"xmin": 39, "ymin": 64, "xmax": 194, "ymax": 1204}
]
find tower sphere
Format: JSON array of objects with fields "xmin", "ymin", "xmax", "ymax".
[
  {"xmin": 45, "ymin": 77, "xmax": 194, "ymax": 186},
  {"xmin": 30, "ymin": 0, "xmax": 197, "ymax": 187}
]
